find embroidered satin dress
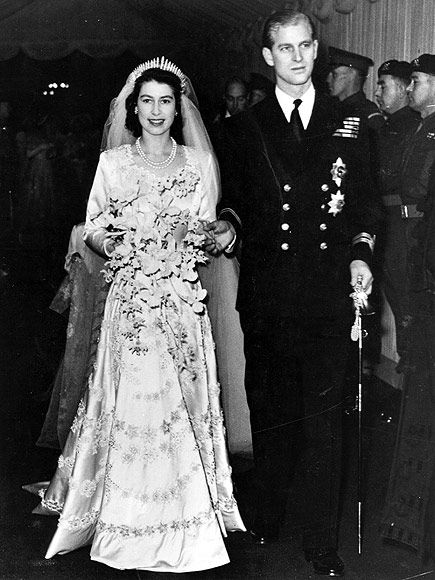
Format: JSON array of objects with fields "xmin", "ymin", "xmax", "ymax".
[{"xmin": 38, "ymin": 144, "xmax": 245, "ymax": 572}]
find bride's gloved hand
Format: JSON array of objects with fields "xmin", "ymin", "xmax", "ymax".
[
  {"xmin": 202, "ymin": 220, "xmax": 235, "ymax": 255},
  {"xmin": 86, "ymin": 229, "xmax": 122, "ymax": 258}
]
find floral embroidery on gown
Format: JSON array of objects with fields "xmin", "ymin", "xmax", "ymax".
[{"xmin": 38, "ymin": 144, "xmax": 245, "ymax": 572}]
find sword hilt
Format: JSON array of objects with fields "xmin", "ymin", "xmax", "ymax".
[
  {"xmin": 351, "ymin": 274, "xmax": 368, "ymax": 311},
  {"xmin": 350, "ymin": 275, "xmax": 366, "ymax": 341}
]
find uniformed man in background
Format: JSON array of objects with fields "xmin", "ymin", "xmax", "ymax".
[
  {"xmin": 375, "ymin": 60, "xmax": 420, "ymax": 371},
  {"xmin": 381, "ymin": 54, "xmax": 435, "ymax": 554},
  {"xmin": 327, "ymin": 46, "xmax": 384, "ymax": 131},
  {"xmin": 390, "ymin": 54, "xmax": 435, "ymax": 369}
]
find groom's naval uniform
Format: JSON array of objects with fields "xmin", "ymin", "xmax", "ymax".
[{"xmin": 217, "ymin": 84, "xmax": 381, "ymax": 551}]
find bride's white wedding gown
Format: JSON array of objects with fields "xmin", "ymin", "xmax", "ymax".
[{"xmin": 35, "ymin": 144, "xmax": 245, "ymax": 572}]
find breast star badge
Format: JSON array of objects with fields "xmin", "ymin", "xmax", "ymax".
[{"xmin": 328, "ymin": 191, "xmax": 345, "ymax": 216}]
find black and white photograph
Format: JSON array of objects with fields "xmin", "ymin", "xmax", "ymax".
[{"xmin": 1, "ymin": 1, "xmax": 435, "ymax": 578}]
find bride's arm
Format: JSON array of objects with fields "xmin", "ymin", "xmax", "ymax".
[
  {"xmin": 197, "ymin": 150, "xmax": 219, "ymax": 223},
  {"xmin": 83, "ymin": 152, "xmax": 115, "ymax": 257},
  {"xmin": 196, "ymin": 150, "xmax": 239, "ymax": 255}
]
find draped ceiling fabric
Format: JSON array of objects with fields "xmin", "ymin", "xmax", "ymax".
[
  {"xmin": 0, "ymin": 1, "xmax": 432, "ymax": 65},
  {"xmin": 0, "ymin": 0, "xmax": 432, "ymax": 102},
  {"xmin": 0, "ymin": 0, "xmax": 381, "ymax": 62},
  {"xmin": 0, "ymin": 0, "xmax": 433, "ymax": 126},
  {"xmin": 0, "ymin": 0, "xmax": 172, "ymax": 60}
]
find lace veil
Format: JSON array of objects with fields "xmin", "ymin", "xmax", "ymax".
[{"xmin": 100, "ymin": 59, "xmax": 220, "ymax": 201}]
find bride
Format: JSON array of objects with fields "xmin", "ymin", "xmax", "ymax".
[{"xmin": 31, "ymin": 57, "xmax": 245, "ymax": 572}]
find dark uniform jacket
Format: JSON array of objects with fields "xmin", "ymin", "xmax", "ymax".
[
  {"xmin": 416, "ymin": 171, "xmax": 435, "ymax": 293},
  {"xmin": 375, "ymin": 106, "xmax": 421, "ymax": 355},
  {"xmin": 340, "ymin": 91, "xmax": 384, "ymax": 184},
  {"xmin": 408, "ymin": 116, "xmax": 435, "ymax": 292},
  {"xmin": 218, "ymin": 91, "xmax": 381, "ymax": 320},
  {"xmin": 341, "ymin": 91, "xmax": 384, "ymax": 131},
  {"xmin": 377, "ymin": 106, "xmax": 421, "ymax": 199},
  {"xmin": 400, "ymin": 112, "xmax": 435, "ymax": 207}
]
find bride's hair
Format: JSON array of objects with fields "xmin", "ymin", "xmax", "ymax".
[{"xmin": 125, "ymin": 69, "xmax": 183, "ymax": 139}]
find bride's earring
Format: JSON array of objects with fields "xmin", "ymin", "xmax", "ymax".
[{"xmin": 134, "ymin": 106, "xmax": 138, "ymax": 114}]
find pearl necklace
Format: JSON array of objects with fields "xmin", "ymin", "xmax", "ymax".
[{"xmin": 135, "ymin": 136, "xmax": 177, "ymax": 169}]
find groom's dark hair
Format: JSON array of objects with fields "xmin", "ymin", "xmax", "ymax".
[{"xmin": 262, "ymin": 9, "xmax": 317, "ymax": 49}]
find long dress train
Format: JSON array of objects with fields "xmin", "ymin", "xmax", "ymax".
[{"xmin": 36, "ymin": 225, "xmax": 108, "ymax": 449}]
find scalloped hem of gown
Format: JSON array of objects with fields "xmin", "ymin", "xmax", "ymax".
[
  {"xmin": 90, "ymin": 554, "xmax": 231, "ymax": 572},
  {"xmin": 44, "ymin": 514, "xmax": 238, "ymax": 572}
]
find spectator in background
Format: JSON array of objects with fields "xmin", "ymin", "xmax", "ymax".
[
  {"xmin": 390, "ymin": 54, "xmax": 435, "ymax": 367},
  {"xmin": 213, "ymin": 76, "xmax": 248, "ymax": 124},
  {"xmin": 381, "ymin": 53, "xmax": 435, "ymax": 559},
  {"xmin": 374, "ymin": 60, "xmax": 420, "ymax": 372},
  {"xmin": 327, "ymin": 47, "xmax": 384, "ymax": 131},
  {"xmin": 210, "ymin": 76, "xmax": 248, "ymax": 152},
  {"xmin": 248, "ymin": 72, "xmax": 274, "ymax": 107}
]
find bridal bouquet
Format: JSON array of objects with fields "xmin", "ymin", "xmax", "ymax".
[{"xmin": 99, "ymin": 192, "xmax": 209, "ymax": 315}]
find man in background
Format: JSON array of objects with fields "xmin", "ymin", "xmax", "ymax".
[
  {"xmin": 381, "ymin": 54, "xmax": 435, "ymax": 557},
  {"xmin": 213, "ymin": 76, "xmax": 248, "ymax": 123},
  {"xmin": 327, "ymin": 46, "xmax": 384, "ymax": 131},
  {"xmin": 210, "ymin": 76, "xmax": 248, "ymax": 150},
  {"xmin": 247, "ymin": 72, "xmax": 274, "ymax": 107},
  {"xmin": 375, "ymin": 59, "xmax": 420, "ymax": 371}
]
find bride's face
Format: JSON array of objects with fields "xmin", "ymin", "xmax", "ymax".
[{"xmin": 137, "ymin": 80, "xmax": 176, "ymax": 137}]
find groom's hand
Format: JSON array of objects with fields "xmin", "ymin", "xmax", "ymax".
[{"xmin": 350, "ymin": 259, "xmax": 373, "ymax": 295}]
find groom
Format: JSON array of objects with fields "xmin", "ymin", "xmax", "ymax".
[{"xmin": 204, "ymin": 8, "xmax": 381, "ymax": 577}]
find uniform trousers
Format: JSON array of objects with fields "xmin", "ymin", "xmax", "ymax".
[
  {"xmin": 239, "ymin": 310, "xmax": 350, "ymax": 551},
  {"xmin": 382, "ymin": 210, "xmax": 422, "ymax": 361}
]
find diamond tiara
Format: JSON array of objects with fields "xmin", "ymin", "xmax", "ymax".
[{"xmin": 127, "ymin": 56, "xmax": 187, "ymax": 92}]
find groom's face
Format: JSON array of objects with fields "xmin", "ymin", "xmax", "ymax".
[{"xmin": 262, "ymin": 20, "xmax": 318, "ymax": 91}]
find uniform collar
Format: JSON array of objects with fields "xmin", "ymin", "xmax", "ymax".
[
  {"xmin": 342, "ymin": 90, "xmax": 366, "ymax": 105},
  {"xmin": 386, "ymin": 106, "xmax": 418, "ymax": 122},
  {"xmin": 421, "ymin": 110, "xmax": 435, "ymax": 126},
  {"xmin": 275, "ymin": 83, "xmax": 315, "ymax": 128}
]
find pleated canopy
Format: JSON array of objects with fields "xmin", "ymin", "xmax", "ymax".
[{"xmin": 0, "ymin": 0, "xmax": 169, "ymax": 61}]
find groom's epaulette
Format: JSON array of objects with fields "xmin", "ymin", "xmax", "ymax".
[{"xmin": 333, "ymin": 116, "xmax": 360, "ymax": 139}]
